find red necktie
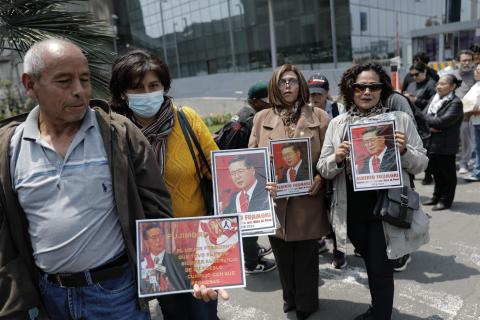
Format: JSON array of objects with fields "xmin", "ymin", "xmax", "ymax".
[
  {"xmin": 372, "ymin": 156, "xmax": 379, "ymax": 173},
  {"xmin": 239, "ymin": 191, "xmax": 249, "ymax": 212},
  {"xmin": 289, "ymin": 168, "xmax": 296, "ymax": 182}
]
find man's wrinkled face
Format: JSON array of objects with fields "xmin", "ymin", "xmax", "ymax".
[
  {"xmin": 281, "ymin": 146, "xmax": 302, "ymax": 167},
  {"xmin": 309, "ymin": 92, "xmax": 328, "ymax": 109},
  {"xmin": 145, "ymin": 227, "xmax": 165, "ymax": 256},
  {"xmin": 228, "ymin": 160, "xmax": 256, "ymax": 190},
  {"xmin": 362, "ymin": 130, "xmax": 386, "ymax": 156},
  {"xmin": 23, "ymin": 43, "xmax": 91, "ymax": 125},
  {"xmin": 459, "ymin": 53, "xmax": 474, "ymax": 73}
]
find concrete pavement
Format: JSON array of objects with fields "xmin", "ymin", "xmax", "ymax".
[{"xmin": 150, "ymin": 176, "xmax": 480, "ymax": 320}]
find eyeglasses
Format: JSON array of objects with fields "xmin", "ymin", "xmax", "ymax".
[
  {"xmin": 229, "ymin": 168, "xmax": 249, "ymax": 177},
  {"xmin": 410, "ymin": 72, "xmax": 420, "ymax": 77},
  {"xmin": 278, "ymin": 78, "xmax": 299, "ymax": 88},
  {"xmin": 352, "ymin": 82, "xmax": 383, "ymax": 93}
]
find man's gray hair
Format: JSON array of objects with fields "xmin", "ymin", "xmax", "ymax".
[{"xmin": 23, "ymin": 38, "xmax": 79, "ymax": 78}]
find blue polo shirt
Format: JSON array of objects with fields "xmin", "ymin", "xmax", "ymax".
[{"xmin": 9, "ymin": 107, "xmax": 125, "ymax": 273}]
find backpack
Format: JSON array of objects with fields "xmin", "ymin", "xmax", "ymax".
[{"xmin": 214, "ymin": 106, "xmax": 254, "ymax": 150}]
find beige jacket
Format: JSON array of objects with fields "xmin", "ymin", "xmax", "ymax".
[
  {"xmin": 249, "ymin": 105, "xmax": 330, "ymax": 241},
  {"xmin": 317, "ymin": 111, "xmax": 430, "ymax": 259}
]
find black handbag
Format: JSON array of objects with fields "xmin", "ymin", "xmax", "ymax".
[
  {"xmin": 373, "ymin": 185, "xmax": 419, "ymax": 229},
  {"xmin": 177, "ymin": 107, "xmax": 214, "ymax": 215}
]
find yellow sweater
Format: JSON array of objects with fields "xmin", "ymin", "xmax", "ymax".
[{"xmin": 164, "ymin": 106, "xmax": 218, "ymax": 217}]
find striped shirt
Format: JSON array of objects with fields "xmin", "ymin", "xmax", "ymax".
[{"xmin": 9, "ymin": 107, "xmax": 124, "ymax": 273}]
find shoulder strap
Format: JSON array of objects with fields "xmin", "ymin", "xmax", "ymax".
[
  {"xmin": 177, "ymin": 107, "xmax": 211, "ymax": 174},
  {"xmin": 332, "ymin": 102, "xmax": 339, "ymax": 117},
  {"xmin": 177, "ymin": 108, "xmax": 205, "ymax": 185}
]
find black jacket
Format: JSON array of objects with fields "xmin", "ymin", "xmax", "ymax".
[
  {"xmin": 358, "ymin": 147, "xmax": 398, "ymax": 174},
  {"xmin": 223, "ymin": 180, "xmax": 269, "ymax": 213},
  {"xmin": 405, "ymin": 78, "xmax": 437, "ymax": 111},
  {"xmin": 279, "ymin": 160, "xmax": 310, "ymax": 183},
  {"xmin": 422, "ymin": 95, "xmax": 464, "ymax": 155}
]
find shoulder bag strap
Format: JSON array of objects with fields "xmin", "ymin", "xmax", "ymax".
[
  {"xmin": 177, "ymin": 107, "xmax": 211, "ymax": 174},
  {"xmin": 177, "ymin": 108, "xmax": 204, "ymax": 183}
]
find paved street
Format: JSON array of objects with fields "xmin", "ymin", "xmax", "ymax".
[{"xmin": 151, "ymin": 175, "xmax": 479, "ymax": 320}]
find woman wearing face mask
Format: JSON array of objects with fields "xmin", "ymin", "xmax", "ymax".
[
  {"xmin": 109, "ymin": 49, "xmax": 224, "ymax": 320},
  {"xmin": 421, "ymin": 74, "xmax": 464, "ymax": 211},
  {"xmin": 249, "ymin": 64, "xmax": 330, "ymax": 320},
  {"xmin": 317, "ymin": 62, "xmax": 429, "ymax": 320}
]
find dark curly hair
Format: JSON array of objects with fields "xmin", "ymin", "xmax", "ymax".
[
  {"xmin": 109, "ymin": 49, "xmax": 171, "ymax": 116},
  {"xmin": 339, "ymin": 62, "xmax": 393, "ymax": 109}
]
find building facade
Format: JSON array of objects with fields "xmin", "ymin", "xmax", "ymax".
[{"xmin": 114, "ymin": 0, "xmax": 352, "ymax": 78}]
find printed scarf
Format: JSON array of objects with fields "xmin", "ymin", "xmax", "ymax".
[{"xmin": 140, "ymin": 97, "xmax": 175, "ymax": 174}]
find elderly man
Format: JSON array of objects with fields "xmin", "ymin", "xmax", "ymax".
[{"xmin": 0, "ymin": 38, "xmax": 225, "ymax": 320}]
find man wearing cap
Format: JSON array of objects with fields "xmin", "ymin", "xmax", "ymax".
[
  {"xmin": 215, "ymin": 81, "xmax": 277, "ymax": 274},
  {"xmin": 307, "ymin": 73, "xmax": 345, "ymax": 120}
]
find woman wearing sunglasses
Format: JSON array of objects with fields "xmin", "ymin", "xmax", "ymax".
[
  {"xmin": 317, "ymin": 62, "xmax": 429, "ymax": 320},
  {"xmin": 403, "ymin": 62, "xmax": 437, "ymax": 185},
  {"xmin": 249, "ymin": 64, "xmax": 330, "ymax": 320}
]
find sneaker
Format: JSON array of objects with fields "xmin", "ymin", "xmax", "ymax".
[
  {"xmin": 354, "ymin": 306, "xmax": 375, "ymax": 320},
  {"xmin": 458, "ymin": 167, "xmax": 469, "ymax": 174},
  {"xmin": 393, "ymin": 254, "xmax": 411, "ymax": 272},
  {"xmin": 257, "ymin": 245, "xmax": 272, "ymax": 257},
  {"xmin": 246, "ymin": 258, "xmax": 277, "ymax": 274},
  {"xmin": 464, "ymin": 174, "xmax": 480, "ymax": 182},
  {"xmin": 318, "ymin": 238, "xmax": 328, "ymax": 254},
  {"xmin": 332, "ymin": 249, "xmax": 347, "ymax": 269}
]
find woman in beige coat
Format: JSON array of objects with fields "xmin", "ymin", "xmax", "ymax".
[{"xmin": 249, "ymin": 64, "xmax": 330, "ymax": 320}]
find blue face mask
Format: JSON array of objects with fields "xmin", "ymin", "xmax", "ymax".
[{"xmin": 127, "ymin": 91, "xmax": 165, "ymax": 118}]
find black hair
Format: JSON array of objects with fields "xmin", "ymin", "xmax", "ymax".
[
  {"xmin": 413, "ymin": 52, "xmax": 430, "ymax": 65},
  {"xmin": 339, "ymin": 62, "xmax": 393, "ymax": 109},
  {"xmin": 143, "ymin": 223, "xmax": 163, "ymax": 239},
  {"xmin": 228, "ymin": 155, "xmax": 255, "ymax": 168},
  {"xmin": 109, "ymin": 49, "xmax": 171, "ymax": 116},
  {"xmin": 410, "ymin": 62, "xmax": 428, "ymax": 73},
  {"xmin": 442, "ymin": 74, "xmax": 462, "ymax": 89},
  {"xmin": 281, "ymin": 143, "xmax": 300, "ymax": 153}
]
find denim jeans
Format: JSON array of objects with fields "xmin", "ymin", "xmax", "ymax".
[
  {"xmin": 38, "ymin": 262, "xmax": 150, "ymax": 320},
  {"xmin": 473, "ymin": 125, "xmax": 480, "ymax": 178}
]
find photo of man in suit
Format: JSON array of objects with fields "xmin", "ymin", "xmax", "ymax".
[
  {"xmin": 358, "ymin": 126, "xmax": 398, "ymax": 174},
  {"xmin": 223, "ymin": 156, "xmax": 270, "ymax": 214},
  {"xmin": 139, "ymin": 223, "xmax": 190, "ymax": 295},
  {"xmin": 278, "ymin": 143, "xmax": 310, "ymax": 183}
]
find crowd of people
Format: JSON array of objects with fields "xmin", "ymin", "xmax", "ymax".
[{"xmin": 0, "ymin": 37, "xmax": 478, "ymax": 320}]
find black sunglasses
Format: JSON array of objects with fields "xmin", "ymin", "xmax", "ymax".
[
  {"xmin": 410, "ymin": 72, "xmax": 420, "ymax": 77},
  {"xmin": 352, "ymin": 82, "xmax": 383, "ymax": 92}
]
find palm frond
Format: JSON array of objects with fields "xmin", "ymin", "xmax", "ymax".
[{"xmin": 0, "ymin": 0, "xmax": 115, "ymax": 97}]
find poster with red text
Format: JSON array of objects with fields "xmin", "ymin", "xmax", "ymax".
[
  {"xmin": 348, "ymin": 120, "xmax": 403, "ymax": 191},
  {"xmin": 270, "ymin": 138, "xmax": 313, "ymax": 198},
  {"xmin": 211, "ymin": 148, "xmax": 276, "ymax": 237},
  {"xmin": 136, "ymin": 215, "xmax": 245, "ymax": 297}
]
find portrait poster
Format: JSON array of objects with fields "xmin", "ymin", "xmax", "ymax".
[
  {"xmin": 269, "ymin": 138, "xmax": 313, "ymax": 198},
  {"xmin": 348, "ymin": 120, "xmax": 403, "ymax": 191},
  {"xmin": 211, "ymin": 148, "xmax": 276, "ymax": 236},
  {"xmin": 136, "ymin": 215, "xmax": 245, "ymax": 298}
]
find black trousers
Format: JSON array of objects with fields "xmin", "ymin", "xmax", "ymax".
[
  {"xmin": 269, "ymin": 236, "xmax": 319, "ymax": 313},
  {"xmin": 243, "ymin": 236, "xmax": 259, "ymax": 269},
  {"xmin": 347, "ymin": 219, "xmax": 394, "ymax": 320},
  {"xmin": 429, "ymin": 153, "xmax": 457, "ymax": 206},
  {"xmin": 157, "ymin": 294, "xmax": 218, "ymax": 320}
]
